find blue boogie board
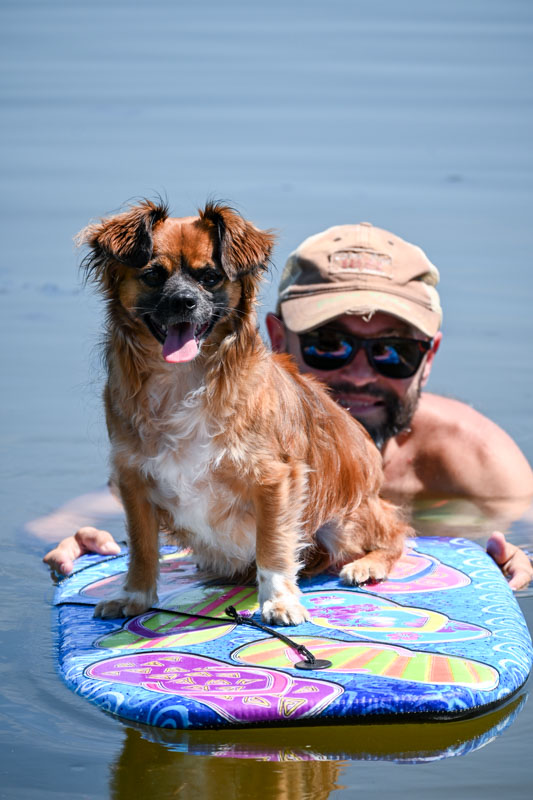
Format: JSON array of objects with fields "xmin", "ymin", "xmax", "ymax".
[{"xmin": 53, "ymin": 537, "xmax": 532, "ymax": 730}]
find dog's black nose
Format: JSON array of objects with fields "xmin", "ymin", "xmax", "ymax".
[{"xmin": 171, "ymin": 294, "xmax": 198, "ymax": 314}]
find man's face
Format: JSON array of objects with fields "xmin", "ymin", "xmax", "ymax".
[{"xmin": 267, "ymin": 311, "xmax": 439, "ymax": 450}]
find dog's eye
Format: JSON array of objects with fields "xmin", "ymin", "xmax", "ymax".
[
  {"xmin": 198, "ymin": 269, "xmax": 223, "ymax": 288},
  {"xmin": 139, "ymin": 266, "xmax": 168, "ymax": 288}
]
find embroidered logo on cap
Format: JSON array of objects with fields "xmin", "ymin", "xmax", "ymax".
[{"xmin": 329, "ymin": 250, "xmax": 392, "ymax": 278}]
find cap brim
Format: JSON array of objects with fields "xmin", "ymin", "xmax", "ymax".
[{"xmin": 280, "ymin": 290, "xmax": 441, "ymax": 338}]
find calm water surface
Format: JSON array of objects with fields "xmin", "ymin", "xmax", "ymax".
[{"xmin": 1, "ymin": 1, "xmax": 533, "ymax": 798}]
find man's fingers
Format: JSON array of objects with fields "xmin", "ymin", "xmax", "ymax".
[
  {"xmin": 502, "ymin": 548, "xmax": 533, "ymax": 590},
  {"xmin": 487, "ymin": 531, "xmax": 533, "ymax": 590},
  {"xmin": 507, "ymin": 562, "xmax": 533, "ymax": 590},
  {"xmin": 74, "ymin": 527, "xmax": 120, "ymax": 555},
  {"xmin": 43, "ymin": 536, "xmax": 81, "ymax": 575}
]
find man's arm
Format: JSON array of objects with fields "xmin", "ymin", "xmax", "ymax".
[
  {"xmin": 27, "ymin": 486, "xmax": 124, "ymax": 542},
  {"xmin": 45, "ymin": 523, "xmax": 531, "ymax": 587},
  {"xmin": 27, "ymin": 485, "xmax": 123, "ymax": 574}
]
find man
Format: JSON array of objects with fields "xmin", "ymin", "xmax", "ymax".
[{"xmin": 43, "ymin": 222, "xmax": 533, "ymax": 586}]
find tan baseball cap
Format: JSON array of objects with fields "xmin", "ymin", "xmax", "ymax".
[{"xmin": 278, "ymin": 222, "xmax": 442, "ymax": 337}]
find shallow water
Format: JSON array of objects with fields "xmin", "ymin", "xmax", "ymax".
[{"xmin": 1, "ymin": 0, "xmax": 533, "ymax": 798}]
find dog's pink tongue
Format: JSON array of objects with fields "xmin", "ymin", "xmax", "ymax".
[{"xmin": 162, "ymin": 323, "xmax": 198, "ymax": 363}]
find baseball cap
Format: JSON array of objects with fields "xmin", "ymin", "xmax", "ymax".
[{"xmin": 278, "ymin": 222, "xmax": 442, "ymax": 337}]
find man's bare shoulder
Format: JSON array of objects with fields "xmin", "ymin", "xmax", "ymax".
[
  {"xmin": 416, "ymin": 393, "xmax": 508, "ymax": 437},
  {"xmin": 411, "ymin": 393, "xmax": 533, "ymax": 499},
  {"xmin": 416, "ymin": 393, "xmax": 527, "ymax": 448}
]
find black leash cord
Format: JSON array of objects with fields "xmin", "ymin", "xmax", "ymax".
[{"xmin": 224, "ymin": 605, "xmax": 332, "ymax": 671}]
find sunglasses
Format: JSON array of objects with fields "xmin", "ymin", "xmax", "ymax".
[{"xmin": 299, "ymin": 329, "xmax": 432, "ymax": 378}]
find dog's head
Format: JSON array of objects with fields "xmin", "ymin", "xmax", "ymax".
[{"xmin": 78, "ymin": 199, "xmax": 275, "ymax": 363}]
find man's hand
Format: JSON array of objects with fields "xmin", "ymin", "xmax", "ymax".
[
  {"xmin": 487, "ymin": 531, "xmax": 533, "ymax": 590},
  {"xmin": 43, "ymin": 527, "xmax": 120, "ymax": 575}
]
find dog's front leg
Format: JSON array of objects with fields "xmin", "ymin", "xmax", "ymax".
[
  {"xmin": 254, "ymin": 470, "xmax": 309, "ymax": 627},
  {"xmin": 94, "ymin": 471, "xmax": 159, "ymax": 619}
]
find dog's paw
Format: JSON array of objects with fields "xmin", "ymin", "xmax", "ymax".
[
  {"xmin": 94, "ymin": 590, "xmax": 157, "ymax": 619},
  {"xmin": 340, "ymin": 556, "xmax": 389, "ymax": 586},
  {"xmin": 261, "ymin": 598, "xmax": 310, "ymax": 627}
]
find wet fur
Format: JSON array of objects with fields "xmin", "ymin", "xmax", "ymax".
[{"xmin": 80, "ymin": 199, "xmax": 409, "ymax": 625}]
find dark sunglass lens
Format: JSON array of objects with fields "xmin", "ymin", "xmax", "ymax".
[
  {"xmin": 300, "ymin": 333, "xmax": 354, "ymax": 370},
  {"xmin": 369, "ymin": 340, "xmax": 425, "ymax": 378}
]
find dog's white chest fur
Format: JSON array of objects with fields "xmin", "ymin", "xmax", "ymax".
[{"xmin": 129, "ymin": 389, "xmax": 257, "ymax": 570}]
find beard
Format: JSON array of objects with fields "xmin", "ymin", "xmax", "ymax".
[{"xmin": 329, "ymin": 381, "xmax": 422, "ymax": 450}]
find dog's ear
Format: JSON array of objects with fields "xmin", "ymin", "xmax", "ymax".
[
  {"xmin": 199, "ymin": 202, "xmax": 275, "ymax": 281},
  {"xmin": 77, "ymin": 200, "xmax": 169, "ymax": 289}
]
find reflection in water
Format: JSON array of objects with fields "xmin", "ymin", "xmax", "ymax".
[
  {"xmin": 108, "ymin": 694, "xmax": 526, "ymax": 800},
  {"xmin": 110, "ymin": 727, "xmax": 343, "ymax": 800}
]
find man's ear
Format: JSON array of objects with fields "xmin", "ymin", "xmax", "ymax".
[
  {"xmin": 77, "ymin": 200, "xmax": 168, "ymax": 291},
  {"xmin": 266, "ymin": 312, "xmax": 288, "ymax": 353},
  {"xmin": 420, "ymin": 331, "xmax": 442, "ymax": 387},
  {"xmin": 199, "ymin": 202, "xmax": 275, "ymax": 281}
]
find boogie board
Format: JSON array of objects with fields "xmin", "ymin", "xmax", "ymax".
[{"xmin": 53, "ymin": 537, "xmax": 532, "ymax": 731}]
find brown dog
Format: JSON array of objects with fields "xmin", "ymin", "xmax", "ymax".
[{"xmin": 79, "ymin": 199, "xmax": 409, "ymax": 625}]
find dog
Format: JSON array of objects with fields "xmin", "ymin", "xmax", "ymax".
[{"xmin": 79, "ymin": 199, "xmax": 410, "ymax": 626}]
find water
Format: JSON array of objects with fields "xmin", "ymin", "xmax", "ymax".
[{"xmin": 1, "ymin": 0, "xmax": 532, "ymax": 797}]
